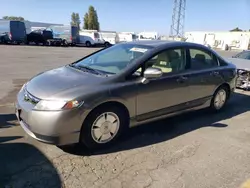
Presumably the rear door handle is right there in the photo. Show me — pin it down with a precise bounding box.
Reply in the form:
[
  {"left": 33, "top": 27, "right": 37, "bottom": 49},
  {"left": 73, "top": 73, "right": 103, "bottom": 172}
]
[{"left": 176, "top": 76, "right": 188, "bottom": 83}]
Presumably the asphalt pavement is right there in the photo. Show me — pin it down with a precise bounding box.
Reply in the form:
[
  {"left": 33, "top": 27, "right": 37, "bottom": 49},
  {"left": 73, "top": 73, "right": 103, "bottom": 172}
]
[{"left": 1, "top": 45, "right": 250, "bottom": 188}]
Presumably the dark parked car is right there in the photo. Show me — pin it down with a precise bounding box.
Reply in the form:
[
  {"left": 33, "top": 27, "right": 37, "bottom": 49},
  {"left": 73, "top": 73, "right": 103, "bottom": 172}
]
[
  {"left": 26, "top": 29, "right": 53, "bottom": 45},
  {"left": 16, "top": 40, "right": 237, "bottom": 150},
  {"left": 0, "top": 20, "right": 26, "bottom": 44}
]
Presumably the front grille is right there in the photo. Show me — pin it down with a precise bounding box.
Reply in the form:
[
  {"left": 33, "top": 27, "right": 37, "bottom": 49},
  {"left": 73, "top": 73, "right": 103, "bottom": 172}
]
[{"left": 23, "top": 89, "right": 40, "bottom": 104}]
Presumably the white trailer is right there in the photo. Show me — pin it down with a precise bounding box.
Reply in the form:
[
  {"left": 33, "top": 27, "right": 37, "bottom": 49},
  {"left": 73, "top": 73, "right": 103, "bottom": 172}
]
[
  {"left": 185, "top": 31, "right": 250, "bottom": 51},
  {"left": 137, "top": 32, "right": 159, "bottom": 40},
  {"left": 99, "top": 31, "right": 119, "bottom": 45},
  {"left": 185, "top": 31, "right": 206, "bottom": 45},
  {"left": 117, "top": 32, "right": 137, "bottom": 43}
]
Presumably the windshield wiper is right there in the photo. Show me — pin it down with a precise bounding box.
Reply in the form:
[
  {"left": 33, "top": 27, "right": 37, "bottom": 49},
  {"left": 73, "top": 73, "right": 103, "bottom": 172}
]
[{"left": 69, "top": 64, "right": 105, "bottom": 75}]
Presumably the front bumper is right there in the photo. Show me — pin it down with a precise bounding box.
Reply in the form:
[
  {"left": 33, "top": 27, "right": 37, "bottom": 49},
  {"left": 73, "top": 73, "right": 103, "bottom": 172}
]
[
  {"left": 236, "top": 69, "right": 250, "bottom": 90},
  {"left": 15, "top": 89, "right": 85, "bottom": 146}
]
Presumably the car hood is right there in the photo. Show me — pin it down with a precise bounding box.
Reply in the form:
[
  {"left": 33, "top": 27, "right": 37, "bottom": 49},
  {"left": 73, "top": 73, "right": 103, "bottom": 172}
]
[
  {"left": 227, "top": 58, "right": 250, "bottom": 70},
  {"left": 26, "top": 66, "right": 107, "bottom": 99}
]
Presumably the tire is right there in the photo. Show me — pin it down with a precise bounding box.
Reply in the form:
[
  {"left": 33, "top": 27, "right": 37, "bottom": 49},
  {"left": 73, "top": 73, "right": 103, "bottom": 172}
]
[
  {"left": 209, "top": 85, "right": 229, "bottom": 112},
  {"left": 2, "top": 38, "right": 7, "bottom": 44},
  {"left": 62, "top": 40, "right": 68, "bottom": 47},
  {"left": 46, "top": 40, "right": 51, "bottom": 46},
  {"left": 104, "top": 42, "right": 110, "bottom": 48},
  {"left": 85, "top": 41, "right": 91, "bottom": 47},
  {"left": 80, "top": 105, "right": 128, "bottom": 150},
  {"left": 225, "top": 44, "right": 229, "bottom": 51}
]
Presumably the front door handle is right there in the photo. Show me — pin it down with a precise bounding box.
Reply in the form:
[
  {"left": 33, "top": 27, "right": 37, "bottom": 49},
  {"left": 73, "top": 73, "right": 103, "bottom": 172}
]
[
  {"left": 176, "top": 76, "right": 188, "bottom": 83},
  {"left": 210, "top": 71, "right": 219, "bottom": 76}
]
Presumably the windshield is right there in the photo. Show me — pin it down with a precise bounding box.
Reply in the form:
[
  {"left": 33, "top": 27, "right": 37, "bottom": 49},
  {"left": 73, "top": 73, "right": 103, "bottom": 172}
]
[
  {"left": 235, "top": 51, "right": 250, "bottom": 60},
  {"left": 73, "top": 43, "right": 153, "bottom": 75},
  {"left": 94, "top": 32, "right": 100, "bottom": 38}
]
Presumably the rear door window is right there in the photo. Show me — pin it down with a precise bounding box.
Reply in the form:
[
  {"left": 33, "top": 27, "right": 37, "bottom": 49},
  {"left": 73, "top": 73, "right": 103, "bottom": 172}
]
[{"left": 189, "top": 48, "right": 218, "bottom": 70}]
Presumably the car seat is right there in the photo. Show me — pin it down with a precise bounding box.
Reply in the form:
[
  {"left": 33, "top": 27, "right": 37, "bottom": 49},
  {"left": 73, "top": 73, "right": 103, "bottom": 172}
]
[
  {"left": 168, "top": 51, "right": 183, "bottom": 72},
  {"left": 192, "top": 54, "right": 207, "bottom": 69},
  {"left": 152, "top": 52, "right": 172, "bottom": 73}
]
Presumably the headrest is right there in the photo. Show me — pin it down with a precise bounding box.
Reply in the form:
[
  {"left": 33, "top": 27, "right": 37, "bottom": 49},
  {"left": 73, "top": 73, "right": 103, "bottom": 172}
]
[
  {"left": 194, "top": 54, "right": 206, "bottom": 61},
  {"left": 169, "top": 51, "right": 180, "bottom": 59}
]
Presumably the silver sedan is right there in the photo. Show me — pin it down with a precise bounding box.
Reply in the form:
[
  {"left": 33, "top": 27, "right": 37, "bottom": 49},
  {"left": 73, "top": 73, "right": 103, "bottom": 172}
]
[{"left": 16, "top": 40, "right": 237, "bottom": 150}]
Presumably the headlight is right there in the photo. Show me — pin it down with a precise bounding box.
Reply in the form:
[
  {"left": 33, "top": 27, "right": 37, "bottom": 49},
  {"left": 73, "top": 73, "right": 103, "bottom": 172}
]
[
  {"left": 34, "top": 100, "right": 83, "bottom": 111},
  {"left": 20, "top": 83, "right": 27, "bottom": 92}
]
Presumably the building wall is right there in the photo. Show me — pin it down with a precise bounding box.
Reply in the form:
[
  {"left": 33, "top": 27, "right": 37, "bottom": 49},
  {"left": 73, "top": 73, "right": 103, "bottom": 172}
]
[{"left": 185, "top": 31, "right": 250, "bottom": 50}]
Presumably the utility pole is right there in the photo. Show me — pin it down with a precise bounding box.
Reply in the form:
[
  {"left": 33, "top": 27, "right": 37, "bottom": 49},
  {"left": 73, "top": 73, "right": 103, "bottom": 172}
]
[{"left": 170, "top": 0, "right": 186, "bottom": 40}]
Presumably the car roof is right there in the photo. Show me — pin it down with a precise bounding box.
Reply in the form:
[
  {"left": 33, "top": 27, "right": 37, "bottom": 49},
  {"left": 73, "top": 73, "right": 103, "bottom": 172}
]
[{"left": 125, "top": 40, "right": 206, "bottom": 48}]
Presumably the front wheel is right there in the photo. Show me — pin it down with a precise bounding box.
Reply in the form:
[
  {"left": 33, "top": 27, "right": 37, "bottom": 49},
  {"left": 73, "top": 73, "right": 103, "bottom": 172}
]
[
  {"left": 104, "top": 42, "right": 110, "bottom": 48},
  {"left": 62, "top": 40, "right": 68, "bottom": 47},
  {"left": 80, "top": 106, "right": 128, "bottom": 150},
  {"left": 210, "top": 86, "right": 229, "bottom": 112}
]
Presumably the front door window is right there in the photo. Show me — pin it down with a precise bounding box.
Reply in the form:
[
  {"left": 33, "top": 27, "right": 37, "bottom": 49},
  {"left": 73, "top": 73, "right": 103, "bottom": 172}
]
[{"left": 135, "top": 48, "right": 190, "bottom": 119}]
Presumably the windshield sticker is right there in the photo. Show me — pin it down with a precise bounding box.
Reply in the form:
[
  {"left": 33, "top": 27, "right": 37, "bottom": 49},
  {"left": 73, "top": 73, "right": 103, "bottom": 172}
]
[{"left": 130, "top": 47, "right": 148, "bottom": 53}]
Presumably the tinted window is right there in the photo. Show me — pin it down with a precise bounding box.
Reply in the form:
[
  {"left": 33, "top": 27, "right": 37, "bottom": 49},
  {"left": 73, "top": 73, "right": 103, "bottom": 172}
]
[
  {"left": 189, "top": 49, "right": 218, "bottom": 70},
  {"left": 136, "top": 48, "right": 186, "bottom": 74},
  {"left": 132, "top": 34, "right": 137, "bottom": 39}
]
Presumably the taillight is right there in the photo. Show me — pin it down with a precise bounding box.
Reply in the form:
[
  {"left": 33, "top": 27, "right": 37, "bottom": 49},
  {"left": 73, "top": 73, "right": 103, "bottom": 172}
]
[
  {"left": 9, "top": 33, "right": 12, "bottom": 40},
  {"left": 70, "top": 36, "right": 72, "bottom": 40}
]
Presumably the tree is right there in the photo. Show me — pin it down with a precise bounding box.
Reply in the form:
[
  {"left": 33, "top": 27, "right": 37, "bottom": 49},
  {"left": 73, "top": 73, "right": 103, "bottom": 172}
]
[
  {"left": 75, "top": 13, "right": 81, "bottom": 29},
  {"left": 230, "top": 27, "right": 243, "bottom": 32},
  {"left": 2, "top": 16, "right": 25, "bottom": 21},
  {"left": 83, "top": 13, "right": 89, "bottom": 29},
  {"left": 71, "top": 12, "right": 81, "bottom": 29},
  {"left": 71, "top": 12, "right": 76, "bottom": 26},
  {"left": 83, "top": 6, "right": 100, "bottom": 30}
]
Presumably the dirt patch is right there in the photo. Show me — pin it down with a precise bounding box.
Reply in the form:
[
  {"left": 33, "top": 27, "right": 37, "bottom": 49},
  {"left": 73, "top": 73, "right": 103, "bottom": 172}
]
[{"left": 0, "top": 79, "right": 28, "bottom": 106}]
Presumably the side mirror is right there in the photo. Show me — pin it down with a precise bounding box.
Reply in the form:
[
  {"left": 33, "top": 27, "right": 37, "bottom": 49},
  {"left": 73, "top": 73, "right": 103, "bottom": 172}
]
[{"left": 144, "top": 67, "right": 163, "bottom": 79}]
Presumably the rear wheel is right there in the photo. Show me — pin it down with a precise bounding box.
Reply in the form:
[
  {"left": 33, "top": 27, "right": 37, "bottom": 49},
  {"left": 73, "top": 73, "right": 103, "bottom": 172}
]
[
  {"left": 210, "top": 86, "right": 229, "bottom": 111},
  {"left": 85, "top": 41, "right": 91, "bottom": 47},
  {"left": 80, "top": 105, "right": 128, "bottom": 150}
]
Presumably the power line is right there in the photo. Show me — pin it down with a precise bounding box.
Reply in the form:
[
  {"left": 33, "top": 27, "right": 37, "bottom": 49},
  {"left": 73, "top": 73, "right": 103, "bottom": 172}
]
[{"left": 170, "top": 0, "right": 186, "bottom": 40}]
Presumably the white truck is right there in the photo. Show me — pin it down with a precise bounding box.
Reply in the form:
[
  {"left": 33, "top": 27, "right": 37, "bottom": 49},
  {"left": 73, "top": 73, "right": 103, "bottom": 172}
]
[{"left": 79, "top": 30, "right": 105, "bottom": 47}]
